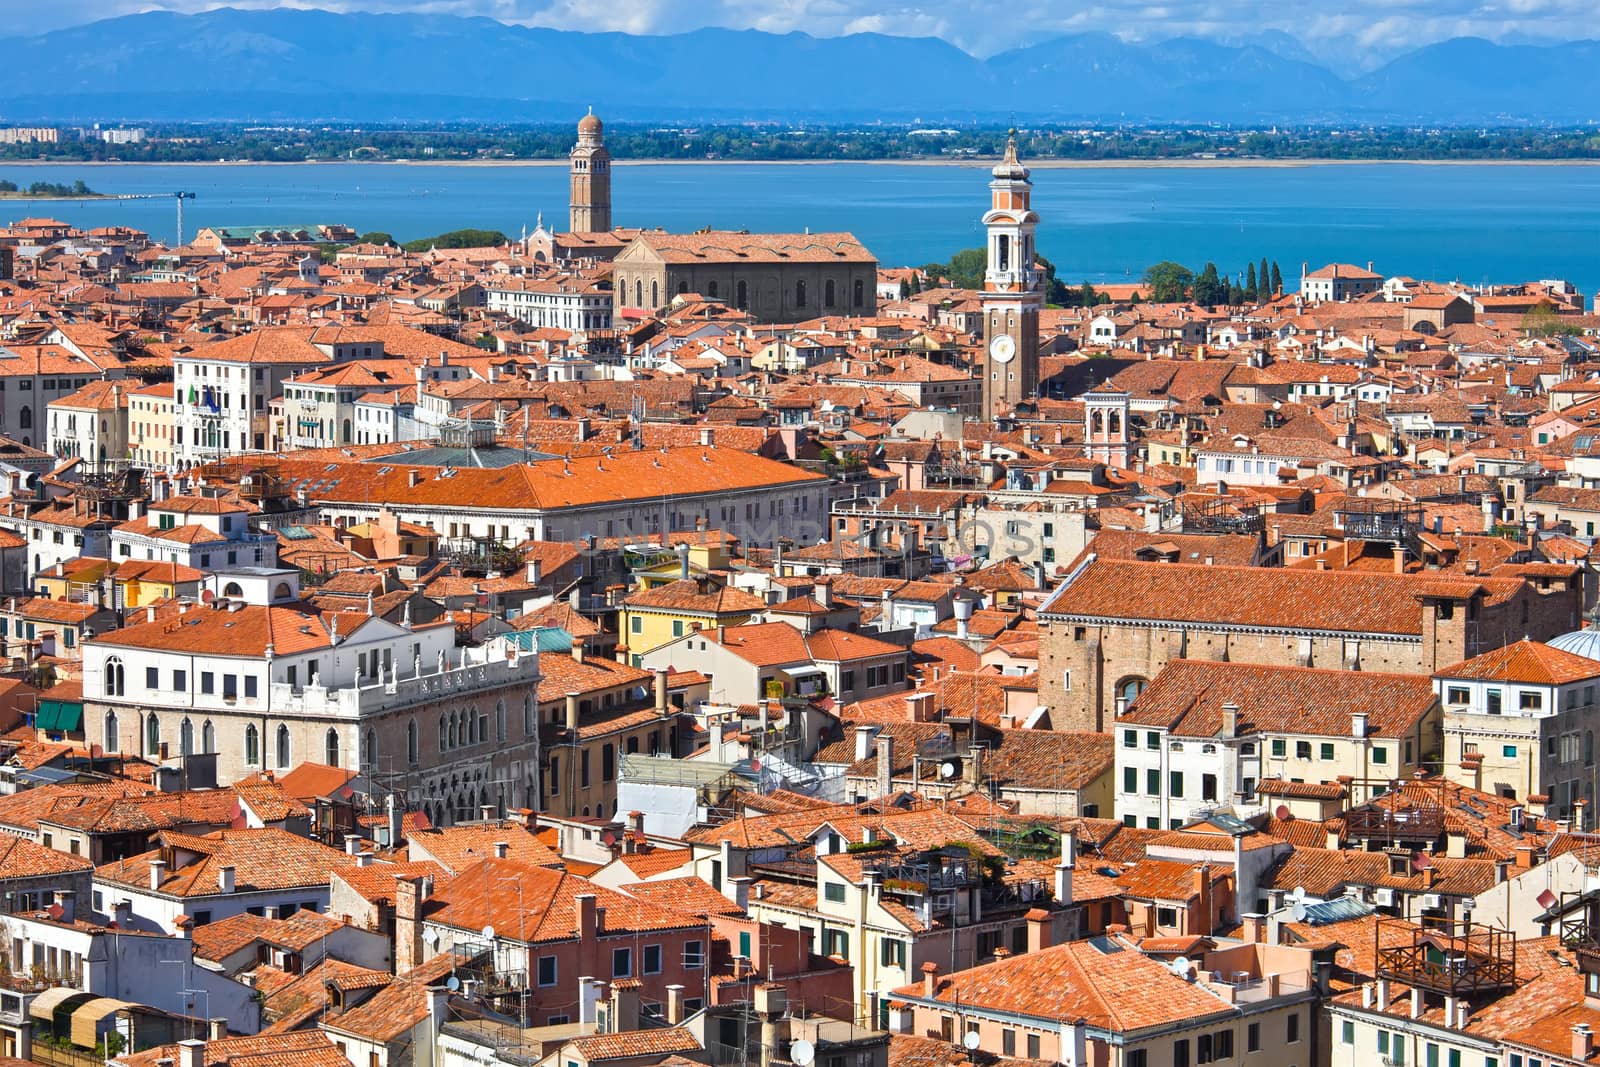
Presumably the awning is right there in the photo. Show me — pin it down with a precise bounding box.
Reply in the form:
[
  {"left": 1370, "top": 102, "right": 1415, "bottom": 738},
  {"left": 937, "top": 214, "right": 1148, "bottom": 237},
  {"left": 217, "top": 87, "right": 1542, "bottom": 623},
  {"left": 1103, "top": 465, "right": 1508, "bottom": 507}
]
[
  {"left": 70, "top": 998, "right": 132, "bottom": 1049},
  {"left": 28, "top": 987, "right": 92, "bottom": 1023},
  {"left": 35, "top": 700, "right": 83, "bottom": 733}
]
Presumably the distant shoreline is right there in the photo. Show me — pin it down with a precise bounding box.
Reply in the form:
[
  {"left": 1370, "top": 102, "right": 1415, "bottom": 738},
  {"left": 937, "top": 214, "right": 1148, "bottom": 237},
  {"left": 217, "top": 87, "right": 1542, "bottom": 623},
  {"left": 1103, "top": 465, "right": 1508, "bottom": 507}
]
[{"left": 4, "top": 157, "right": 1600, "bottom": 169}]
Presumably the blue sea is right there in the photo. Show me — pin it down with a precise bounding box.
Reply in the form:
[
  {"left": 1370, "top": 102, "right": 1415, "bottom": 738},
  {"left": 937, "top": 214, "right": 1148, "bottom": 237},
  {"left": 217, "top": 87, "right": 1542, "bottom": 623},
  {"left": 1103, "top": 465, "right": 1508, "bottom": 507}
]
[{"left": 4, "top": 161, "right": 1599, "bottom": 294}]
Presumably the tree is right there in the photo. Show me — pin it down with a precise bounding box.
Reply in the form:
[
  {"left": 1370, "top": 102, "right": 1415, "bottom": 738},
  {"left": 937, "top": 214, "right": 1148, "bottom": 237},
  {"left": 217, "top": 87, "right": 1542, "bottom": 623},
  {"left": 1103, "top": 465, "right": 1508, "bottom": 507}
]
[
  {"left": 1522, "top": 299, "right": 1581, "bottom": 337},
  {"left": 1245, "top": 262, "right": 1258, "bottom": 302},
  {"left": 358, "top": 231, "right": 396, "bottom": 247},
  {"left": 1228, "top": 281, "right": 1244, "bottom": 305},
  {"left": 1260, "top": 257, "right": 1272, "bottom": 296},
  {"left": 944, "top": 248, "right": 987, "bottom": 290},
  {"left": 898, "top": 278, "right": 911, "bottom": 300},
  {"left": 1143, "top": 261, "right": 1194, "bottom": 304},
  {"left": 400, "top": 228, "right": 508, "bottom": 253},
  {"left": 1270, "top": 261, "right": 1284, "bottom": 296},
  {"left": 1078, "top": 282, "right": 1099, "bottom": 308},
  {"left": 1191, "top": 262, "right": 1224, "bottom": 306}
]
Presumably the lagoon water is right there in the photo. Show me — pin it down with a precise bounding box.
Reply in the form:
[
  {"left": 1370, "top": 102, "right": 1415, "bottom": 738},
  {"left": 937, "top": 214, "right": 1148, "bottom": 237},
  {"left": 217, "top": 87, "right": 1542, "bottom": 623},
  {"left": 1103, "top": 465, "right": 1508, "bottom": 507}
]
[{"left": 5, "top": 161, "right": 1599, "bottom": 293}]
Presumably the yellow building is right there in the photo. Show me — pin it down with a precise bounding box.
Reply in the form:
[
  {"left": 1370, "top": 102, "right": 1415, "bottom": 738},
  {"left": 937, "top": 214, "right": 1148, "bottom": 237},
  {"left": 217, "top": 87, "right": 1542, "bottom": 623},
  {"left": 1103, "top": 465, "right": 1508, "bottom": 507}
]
[
  {"left": 627, "top": 532, "right": 742, "bottom": 589},
  {"left": 620, "top": 576, "right": 764, "bottom": 665},
  {"left": 127, "top": 382, "right": 176, "bottom": 469},
  {"left": 111, "top": 559, "right": 205, "bottom": 607}
]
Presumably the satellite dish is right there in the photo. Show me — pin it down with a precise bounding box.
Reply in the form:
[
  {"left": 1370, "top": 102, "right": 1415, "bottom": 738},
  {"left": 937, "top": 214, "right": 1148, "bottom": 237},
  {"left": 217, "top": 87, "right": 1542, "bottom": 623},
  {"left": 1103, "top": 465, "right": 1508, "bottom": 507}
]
[
  {"left": 939, "top": 761, "right": 958, "bottom": 780},
  {"left": 201, "top": 588, "right": 215, "bottom": 603},
  {"left": 1274, "top": 805, "right": 1291, "bottom": 821},
  {"left": 790, "top": 1039, "right": 816, "bottom": 1067},
  {"left": 1292, "top": 886, "right": 1307, "bottom": 902},
  {"left": 963, "top": 1032, "right": 982, "bottom": 1052},
  {"left": 445, "top": 976, "right": 460, "bottom": 991},
  {"left": 1172, "top": 957, "right": 1195, "bottom": 979},
  {"left": 423, "top": 929, "right": 440, "bottom": 948},
  {"left": 1291, "top": 901, "right": 1308, "bottom": 922},
  {"left": 1537, "top": 888, "right": 1560, "bottom": 911},
  {"left": 481, "top": 925, "right": 496, "bottom": 941}
]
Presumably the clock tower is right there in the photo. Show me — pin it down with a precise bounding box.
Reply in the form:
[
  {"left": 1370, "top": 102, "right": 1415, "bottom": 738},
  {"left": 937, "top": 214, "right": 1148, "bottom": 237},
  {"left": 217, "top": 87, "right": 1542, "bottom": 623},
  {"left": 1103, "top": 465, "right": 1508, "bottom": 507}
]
[{"left": 980, "top": 130, "right": 1042, "bottom": 421}]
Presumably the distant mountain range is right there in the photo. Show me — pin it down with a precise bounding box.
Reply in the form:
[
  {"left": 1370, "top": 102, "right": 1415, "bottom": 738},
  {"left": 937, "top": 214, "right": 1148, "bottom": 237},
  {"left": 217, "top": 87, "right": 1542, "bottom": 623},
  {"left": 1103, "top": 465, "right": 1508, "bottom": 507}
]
[{"left": 0, "top": 8, "right": 1597, "bottom": 124}]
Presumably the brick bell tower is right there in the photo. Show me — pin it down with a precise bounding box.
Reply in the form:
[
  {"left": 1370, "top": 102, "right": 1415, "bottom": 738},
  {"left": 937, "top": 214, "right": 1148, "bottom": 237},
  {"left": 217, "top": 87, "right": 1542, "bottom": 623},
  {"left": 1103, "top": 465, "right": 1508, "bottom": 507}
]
[
  {"left": 980, "top": 129, "right": 1042, "bottom": 422},
  {"left": 568, "top": 108, "right": 612, "bottom": 233}
]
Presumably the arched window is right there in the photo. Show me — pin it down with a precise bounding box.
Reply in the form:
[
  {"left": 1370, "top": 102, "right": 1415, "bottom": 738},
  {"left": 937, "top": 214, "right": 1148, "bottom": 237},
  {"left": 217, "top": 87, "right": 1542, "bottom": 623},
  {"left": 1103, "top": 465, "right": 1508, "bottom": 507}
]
[
  {"left": 363, "top": 729, "right": 376, "bottom": 769},
  {"left": 677, "top": 279, "right": 688, "bottom": 295},
  {"left": 1116, "top": 677, "right": 1148, "bottom": 706},
  {"left": 1109, "top": 410, "right": 1122, "bottom": 435},
  {"left": 223, "top": 581, "right": 243, "bottom": 597},
  {"left": 407, "top": 720, "right": 419, "bottom": 765},
  {"left": 650, "top": 281, "right": 658, "bottom": 307},
  {"left": 273, "top": 582, "right": 292, "bottom": 600},
  {"left": 736, "top": 281, "right": 747, "bottom": 309},
  {"left": 997, "top": 234, "right": 1010, "bottom": 272},
  {"left": 202, "top": 720, "right": 215, "bottom": 754},
  {"left": 105, "top": 656, "right": 125, "bottom": 696},
  {"left": 276, "top": 724, "right": 291, "bottom": 768},
  {"left": 145, "top": 714, "right": 160, "bottom": 756},
  {"left": 245, "top": 724, "right": 260, "bottom": 765},
  {"left": 602, "top": 742, "right": 615, "bottom": 782},
  {"left": 1091, "top": 410, "right": 1104, "bottom": 435},
  {"left": 325, "top": 728, "right": 340, "bottom": 767},
  {"left": 796, "top": 280, "right": 807, "bottom": 308},
  {"left": 708, "top": 281, "right": 718, "bottom": 299},
  {"left": 179, "top": 718, "right": 194, "bottom": 757},
  {"left": 496, "top": 699, "right": 506, "bottom": 742},
  {"left": 439, "top": 714, "right": 449, "bottom": 751},
  {"left": 524, "top": 697, "right": 534, "bottom": 737},
  {"left": 853, "top": 279, "right": 864, "bottom": 307},
  {"left": 18, "top": 407, "right": 30, "bottom": 431},
  {"left": 104, "top": 710, "right": 119, "bottom": 754},
  {"left": 635, "top": 279, "right": 642, "bottom": 306},
  {"left": 824, "top": 279, "right": 835, "bottom": 307}
]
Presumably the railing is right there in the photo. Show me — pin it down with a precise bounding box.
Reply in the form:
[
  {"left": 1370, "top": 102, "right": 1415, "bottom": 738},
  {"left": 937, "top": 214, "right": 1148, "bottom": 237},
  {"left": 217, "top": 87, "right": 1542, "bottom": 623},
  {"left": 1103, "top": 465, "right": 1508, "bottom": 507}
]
[
  {"left": 268, "top": 644, "right": 540, "bottom": 718},
  {"left": 1375, "top": 919, "right": 1517, "bottom": 996},
  {"left": 1345, "top": 806, "right": 1444, "bottom": 841}
]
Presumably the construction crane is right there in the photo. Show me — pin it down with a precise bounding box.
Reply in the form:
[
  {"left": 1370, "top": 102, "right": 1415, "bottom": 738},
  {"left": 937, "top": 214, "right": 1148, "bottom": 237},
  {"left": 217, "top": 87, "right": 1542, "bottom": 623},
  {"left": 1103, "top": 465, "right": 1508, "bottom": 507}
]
[{"left": 5, "top": 190, "right": 196, "bottom": 245}]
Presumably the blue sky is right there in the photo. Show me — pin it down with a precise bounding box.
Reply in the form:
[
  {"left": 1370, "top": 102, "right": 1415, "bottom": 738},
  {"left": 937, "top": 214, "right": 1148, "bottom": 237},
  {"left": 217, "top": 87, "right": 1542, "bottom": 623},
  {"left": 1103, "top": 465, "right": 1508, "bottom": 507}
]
[{"left": 14, "top": 0, "right": 1595, "bottom": 61}]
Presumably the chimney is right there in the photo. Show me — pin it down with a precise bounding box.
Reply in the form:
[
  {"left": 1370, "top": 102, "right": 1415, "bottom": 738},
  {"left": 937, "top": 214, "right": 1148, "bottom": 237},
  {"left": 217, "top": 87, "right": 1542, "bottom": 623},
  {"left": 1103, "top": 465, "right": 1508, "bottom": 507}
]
[
  {"left": 387, "top": 792, "right": 402, "bottom": 849},
  {"left": 1055, "top": 829, "right": 1075, "bottom": 904},
  {"left": 953, "top": 597, "right": 973, "bottom": 640},
  {"left": 527, "top": 558, "right": 543, "bottom": 585},
  {"left": 921, "top": 961, "right": 939, "bottom": 997},
  {"left": 1352, "top": 712, "right": 1368, "bottom": 739},
  {"left": 577, "top": 893, "right": 598, "bottom": 941},
  {"left": 814, "top": 579, "right": 832, "bottom": 609},
  {"left": 1575, "top": 1025, "right": 1594, "bottom": 1062},
  {"left": 565, "top": 692, "right": 580, "bottom": 732},
  {"left": 965, "top": 742, "right": 986, "bottom": 788},
  {"left": 677, "top": 543, "right": 690, "bottom": 580},
  {"left": 610, "top": 980, "right": 640, "bottom": 1033},
  {"left": 149, "top": 858, "right": 167, "bottom": 891},
  {"left": 877, "top": 734, "right": 895, "bottom": 799},
  {"left": 217, "top": 865, "right": 235, "bottom": 894},
  {"left": 408, "top": 469, "right": 421, "bottom": 488},
  {"left": 665, "top": 984, "right": 685, "bottom": 1024},
  {"left": 729, "top": 877, "right": 753, "bottom": 912},
  {"left": 395, "top": 876, "right": 424, "bottom": 974},
  {"left": 1026, "top": 907, "right": 1051, "bottom": 953},
  {"left": 699, "top": 427, "right": 714, "bottom": 447},
  {"left": 1221, "top": 702, "right": 1239, "bottom": 738},
  {"left": 854, "top": 724, "right": 880, "bottom": 762},
  {"left": 576, "top": 416, "right": 592, "bottom": 442},
  {"left": 208, "top": 1019, "right": 227, "bottom": 1042},
  {"left": 654, "top": 667, "right": 670, "bottom": 715},
  {"left": 177, "top": 1040, "right": 204, "bottom": 1067},
  {"left": 492, "top": 841, "right": 509, "bottom": 859}
]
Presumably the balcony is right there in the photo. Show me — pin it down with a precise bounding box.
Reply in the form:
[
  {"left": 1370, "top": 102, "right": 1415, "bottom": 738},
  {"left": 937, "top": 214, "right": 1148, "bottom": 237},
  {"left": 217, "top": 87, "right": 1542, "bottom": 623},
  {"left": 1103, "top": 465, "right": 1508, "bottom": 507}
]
[
  {"left": 1375, "top": 918, "right": 1517, "bottom": 997},
  {"left": 1344, "top": 804, "right": 1444, "bottom": 843}
]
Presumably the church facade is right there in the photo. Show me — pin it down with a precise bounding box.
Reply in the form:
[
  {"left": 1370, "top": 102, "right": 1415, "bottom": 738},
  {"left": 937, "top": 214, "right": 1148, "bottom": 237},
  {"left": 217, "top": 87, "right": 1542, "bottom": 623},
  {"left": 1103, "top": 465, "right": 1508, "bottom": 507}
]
[{"left": 610, "top": 230, "right": 878, "bottom": 324}]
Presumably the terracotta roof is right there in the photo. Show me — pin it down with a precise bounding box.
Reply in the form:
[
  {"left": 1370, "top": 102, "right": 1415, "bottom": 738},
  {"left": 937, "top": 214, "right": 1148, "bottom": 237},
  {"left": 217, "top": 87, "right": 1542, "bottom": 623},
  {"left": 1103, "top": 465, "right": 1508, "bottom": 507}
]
[{"left": 1435, "top": 638, "right": 1600, "bottom": 685}]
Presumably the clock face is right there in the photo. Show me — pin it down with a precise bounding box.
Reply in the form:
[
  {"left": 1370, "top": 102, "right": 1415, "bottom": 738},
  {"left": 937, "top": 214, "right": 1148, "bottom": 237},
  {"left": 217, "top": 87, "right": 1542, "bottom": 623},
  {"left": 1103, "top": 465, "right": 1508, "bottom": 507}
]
[{"left": 990, "top": 334, "right": 1016, "bottom": 364}]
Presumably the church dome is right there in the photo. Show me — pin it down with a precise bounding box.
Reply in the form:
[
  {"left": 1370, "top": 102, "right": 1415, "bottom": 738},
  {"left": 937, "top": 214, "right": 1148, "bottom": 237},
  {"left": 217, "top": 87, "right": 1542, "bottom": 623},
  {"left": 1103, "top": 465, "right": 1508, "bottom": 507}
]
[
  {"left": 991, "top": 128, "right": 1030, "bottom": 181},
  {"left": 578, "top": 110, "right": 603, "bottom": 137},
  {"left": 1548, "top": 627, "right": 1600, "bottom": 662}
]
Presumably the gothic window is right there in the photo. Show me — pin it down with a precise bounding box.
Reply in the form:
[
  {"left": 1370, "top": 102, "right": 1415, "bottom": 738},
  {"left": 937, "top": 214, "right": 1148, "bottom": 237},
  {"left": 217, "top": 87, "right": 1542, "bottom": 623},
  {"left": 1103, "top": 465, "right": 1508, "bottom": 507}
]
[
  {"left": 325, "top": 728, "right": 340, "bottom": 767},
  {"left": 998, "top": 235, "right": 1010, "bottom": 272},
  {"left": 363, "top": 729, "right": 376, "bottom": 768},
  {"left": 245, "top": 724, "right": 260, "bottom": 765},
  {"left": 179, "top": 718, "right": 194, "bottom": 756},
  {"left": 276, "top": 723, "right": 291, "bottom": 768},
  {"left": 635, "top": 279, "right": 642, "bottom": 306},
  {"left": 1117, "top": 677, "right": 1148, "bottom": 706},
  {"left": 105, "top": 656, "right": 125, "bottom": 696},
  {"left": 736, "top": 281, "right": 748, "bottom": 309},
  {"left": 796, "top": 280, "right": 807, "bottom": 308},
  {"left": 202, "top": 720, "right": 215, "bottom": 754},
  {"left": 104, "top": 711, "right": 119, "bottom": 754},
  {"left": 145, "top": 713, "right": 160, "bottom": 756},
  {"left": 651, "top": 281, "right": 658, "bottom": 307},
  {"left": 854, "top": 280, "right": 863, "bottom": 307},
  {"left": 18, "top": 407, "right": 30, "bottom": 431},
  {"left": 407, "top": 720, "right": 419, "bottom": 765},
  {"left": 439, "top": 714, "right": 448, "bottom": 751},
  {"left": 824, "top": 280, "right": 835, "bottom": 307}
]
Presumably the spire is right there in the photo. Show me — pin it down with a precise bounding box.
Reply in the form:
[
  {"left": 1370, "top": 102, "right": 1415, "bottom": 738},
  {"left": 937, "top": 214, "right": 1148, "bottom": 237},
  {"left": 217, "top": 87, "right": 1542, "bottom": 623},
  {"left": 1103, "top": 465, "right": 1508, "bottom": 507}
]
[{"left": 991, "top": 127, "right": 1030, "bottom": 182}]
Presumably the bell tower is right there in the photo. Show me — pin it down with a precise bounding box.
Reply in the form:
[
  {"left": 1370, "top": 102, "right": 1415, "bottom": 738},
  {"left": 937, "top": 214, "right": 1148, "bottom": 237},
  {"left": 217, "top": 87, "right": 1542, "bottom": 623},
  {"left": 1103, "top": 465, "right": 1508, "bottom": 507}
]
[
  {"left": 980, "top": 130, "right": 1042, "bottom": 422},
  {"left": 569, "top": 109, "right": 612, "bottom": 233}
]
